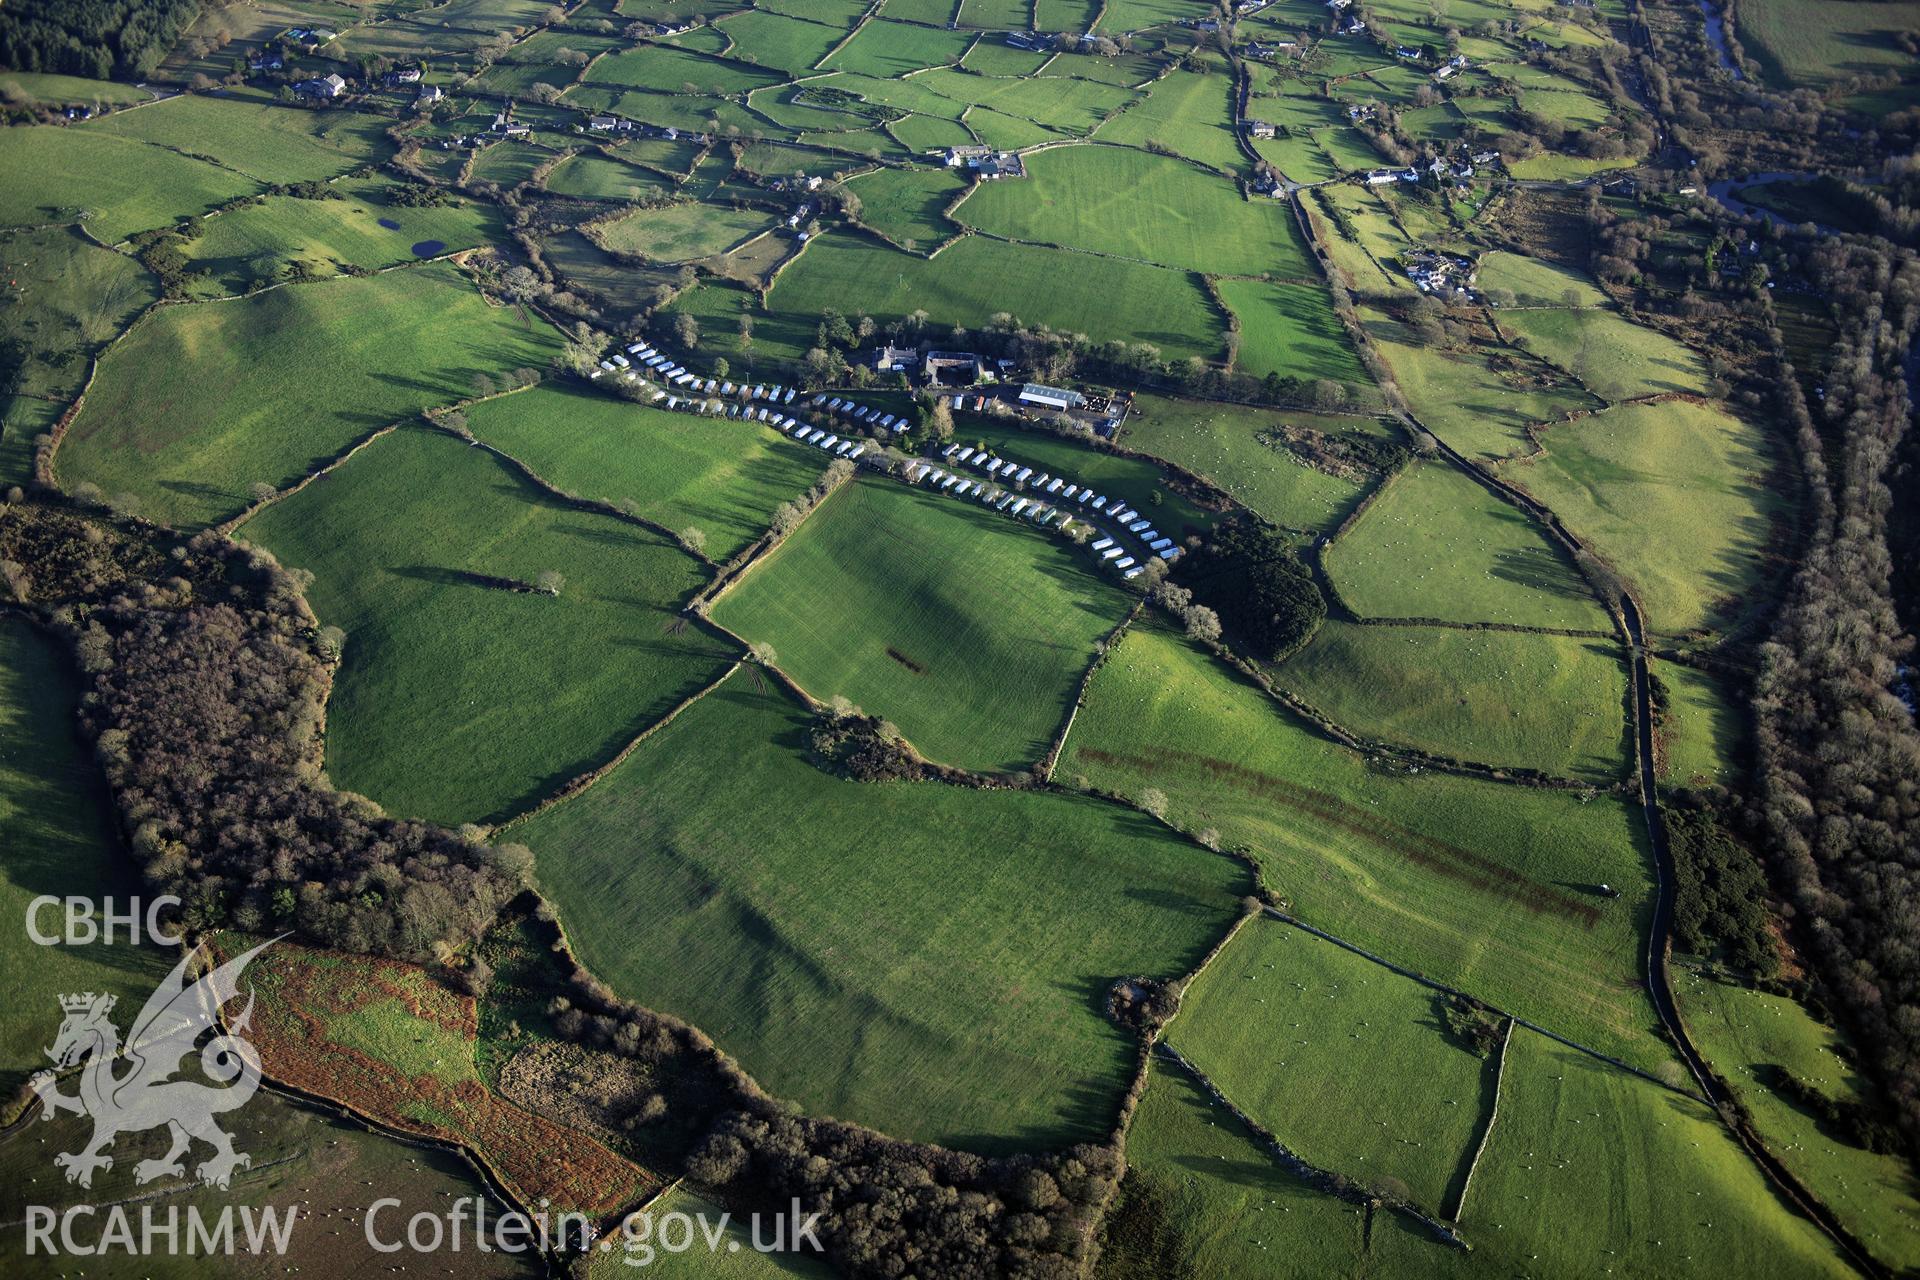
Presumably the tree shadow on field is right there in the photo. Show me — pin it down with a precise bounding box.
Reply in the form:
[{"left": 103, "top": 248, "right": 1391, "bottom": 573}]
[
  {"left": 1490, "top": 545, "right": 1591, "bottom": 602},
  {"left": 157, "top": 477, "right": 235, "bottom": 504}
]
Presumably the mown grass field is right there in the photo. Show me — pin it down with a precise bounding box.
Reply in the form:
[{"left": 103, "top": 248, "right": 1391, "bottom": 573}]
[
  {"left": 462, "top": 383, "right": 825, "bottom": 561},
  {"left": 955, "top": 145, "right": 1314, "bottom": 278},
  {"left": 1497, "top": 305, "right": 1711, "bottom": 403},
  {"left": 179, "top": 177, "right": 505, "bottom": 291},
  {"left": 1678, "top": 969, "right": 1920, "bottom": 1272},
  {"left": 1461, "top": 1029, "right": 1855, "bottom": 1278},
  {"left": 1497, "top": 399, "right": 1781, "bottom": 635},
  {"left": 1059, "top": 623, "right": 1667, "bottom": 1073},
  {"left": 61, "top": 262, "right": 565, "bottom": 528},
  {"left": 596, "top": 201, "right": 771, "bottom": 262},
  {"left": 1118, "top": 397, "right": 1374, "bottom": 533},
  {"left": 239, "top": 425, "right": 730, "bottom": 825},
  {"left": 714, "top": 478, "right": 1129, "bottom": 772},
  {"left": 518, "top": 670, "right": 1245, "bottom": 1150},
  {"left": 0, "top": 619, "right": 172, "bottom": 1100},
  {"left": 0, "top": 126, "right": 257, "bottom": 243},
  {"left": 1094, "top": 1063, "right": 1370, "bottom": 1279},
  {"left": 955, "top": 417, "right": 1216, "bottom": 536},
  {"left": 767, "top": 231, "right": 1225, "bottom": 362},
  {"left": 1215, "top": 277, "right": 1367, "bottom": 386},
  {"left": 843, "top": 165, "right": 967, "bottom": 249},
  {"left": 1169, "top": 918, "right": 1492, "bottom": 1211},
  {"left": 1324, "top": 459, "right": 1612, "bottom": 630},
  {"left": 1279, "top": 621, "right": 1629, "bottom": 782},
  {"left": 1654, "top": 657, "right": 1742, "bottom": 789}
]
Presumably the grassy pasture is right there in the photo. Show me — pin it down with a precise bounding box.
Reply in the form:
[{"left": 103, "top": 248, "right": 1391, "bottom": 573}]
[
  {"left": 956, "top": 145, "right": 1313, "bottom": 277},
  {"left": 595, "top": 202, "right": 771, "bottom": 262},
  {"left": 718, "top": 8, "right": 851, "bottom": 72},
  {"left": 518, "top": 669, "right": 1245, "bottom": 1150},
  {"left": 1093, "top": 69, "right": 1245, "bottom": 172},
  {"left": 961, "top": 38, "right": 1053, "bottom": 77},
  {"left": 1215, "top": 277, "right": 1367, "bottom": 385},
  {"left": 913, "top": 66, "right": 1134, "bottom": 133},
  {"left": 467, "top": 140, "right": 557, "bottom": 188},
  {"left": 178, "top": 177, "right": 505, "bottom": 290},
  {"left": 542, "top": 228, "right": 681, "bottom": 317},
  {"left": 61, "top": 262, "right": 564, "bottom": 528},
  {"left": 0, "top": 126, "right": 257, "bottom": 243},
  {"left": 1478, "top": 250, "right": 1608, "bottom": 307},
  {"left": 84, "top": 93, "right": 391, "bottom": 185},
  {"left": 587, "top": 43, "right": 785, "bottom": 94},
  {"left": 964, "top": 107, "right": 1068, "bottom": 149},
  {"left": 1679, "top": 970, "right": 1920, "bottom": 1271},
  {"left": 958, "top": 0, "right": 1036, "bottom": 29},
  {"left": 1735, "top": 0, "right": 1920, "bottom": 90},
  {"left": 1653, "top": 658, "right": 1741, "bottom": 789},
  {"left": 0, "top": 72, "right": 151, "bottom": 105},
  {"left": 768, "top": 231, "right": 1224, "bottom": 361},
  {"left": 1168, "top": 918, "right": 1491, "bottom": 1211},
  {"left": 1279, "top": 621, "right": 1630, "bottom": 782},
  {"left": 461, "top": 383, "right": 825, "bottom": 561},
  {"left": 955, "top": 417, "right": 1215, "bottom": 536},
  {"left": 239, "top": 424, "right": 729, "bottom": 825},
  {"left": 1118, "top": 396, "right": 1373, "bottom": 533},
  {"left": 844, "top": 165, "right": 968, "bottom": 249},
  {"left": 0, "top": 224, "right": 157, "bottom": 402},
  {"left": 1094, "top": 1063, "right": 1370, "bottom": 1279},
  {"left": 542, "top": 151, "right": 680, "bottom": 200},
  {"left": 1060, "top": 623, "right": 1666, "bottom": 1072},
  {"left": 0, "top": 397, "right": 61, "bottom": 489},
  {"left": 1496, "top": 400, "right": 1781, "bottom": 635},
  {"left": 1359, "top": 303, "right": 1603, "bottom": 460},
  {"left": 1497, "top": 305, "right": 1712, "bottom": 403},
  {"left": 1324, "top": 460, "right": 1611, "bottom": 630},
  {"left": 887, "top": 112, "right": 976, "bottom": 152},
  {"left": 823, "top": 19, "right": 973, "bottom": 77},
  {"left": 0, "top": 619, "right": 173, "bottom": 1099},
  {"left": 1462, "top": 1029, "right": 1855, "bottom": 1278},
  {"left": 714, "top": 477, "right": 1129, "bottom": 771}
]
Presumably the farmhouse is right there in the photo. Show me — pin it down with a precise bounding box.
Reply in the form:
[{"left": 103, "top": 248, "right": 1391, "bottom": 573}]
[
  {"left": 1245, "top": 120, "right": 1277, "bottom": 139},
  {"left": 874, "top": 343, "right": 920, "bottom": 372},
  {"left": 295, "top": 73, "right": 348, "bottom": 99},
  {"left": 416, "top": 84, "right": 444, "bottom": 106},
  {"left": 946, "top": 145, "right": 1025, "bottom": 179}
]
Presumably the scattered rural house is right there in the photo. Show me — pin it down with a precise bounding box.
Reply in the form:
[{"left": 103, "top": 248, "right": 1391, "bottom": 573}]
[
  {"left": 384, "top": 67, "right": 422, "bottom": 85},
  {"left": 1245, "top": 119, "right": 1277, "bottom": 139},
  {"left": 1395, "top": 46, "right": 1420, "bottom": 59},
  {"left": 295, "top": 72, "right": 348, "bottom": 99},
  {"left": 1246, "top": 41, "right": 1296, "bottom": 59},
  {"left": 1005, "top": 31, "right": 1049, "bottom": 52},
  {"left": 944, "top": 145, "right": 1024, "bottom": 179},
  {"left": 1339, "top": 16, "right": 1366, "bottom": 34},
  {"left": 1346, "top": 103, "right": 1375, "bottom": 122},
  {"left": 247, "top": 53, "right": 284, "bottom": 73},
  {"left": 1235, "top": 0, "right": 1271, "bottom": 13},
  {"left": 1364, "top": 167, "right": 1416, "bottom": 185},
  {"left": 414, "top": 84, "right": 444, "bottom": 107},
  {"left": 1326, "top": 0, "right": 1351, "bottom": 10},
  {"left": 654, "top": 20, "right": 693, "bottom": 35},
  {"left": 1404, "top": 250, "right": 1476, "bottom": 298},
  {"left": 1190, "top": 18, "right": 1221, "bottom": 33},
  {"left": 588, "top": 115, "right": 618, "bottom": 131},
  {"left": 1433, "top": 63, "right": 1459, "bottom": 81},
  {"left": 491, "top": 109, "right": 530, "bottom": 136},
  {"left": 873, "top": 344, "right": 920, "bottom": 373},
  {"left": 1471, "top": 149, "right": 1500, "bottom": 166}
]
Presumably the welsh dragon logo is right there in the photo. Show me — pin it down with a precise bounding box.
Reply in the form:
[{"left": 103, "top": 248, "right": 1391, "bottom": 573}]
[{"left": 28, "top": 939, "right": 275, "bottom": 1190}]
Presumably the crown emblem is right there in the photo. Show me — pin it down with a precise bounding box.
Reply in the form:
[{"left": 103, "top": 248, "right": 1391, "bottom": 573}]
[{"left": 59, "top": 992, "right": 114, "bottom": 1014}]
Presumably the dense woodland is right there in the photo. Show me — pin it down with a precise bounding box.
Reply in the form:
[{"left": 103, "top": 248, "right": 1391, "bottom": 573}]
[{"left": 0, "top": 0, "right": 199, "bottom": 78}]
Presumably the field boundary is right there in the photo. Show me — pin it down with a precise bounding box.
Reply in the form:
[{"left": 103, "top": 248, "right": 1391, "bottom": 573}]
[
  {"left": 1042, "top": 600, "right": 1141, "bottom": 781},
  {"left": 1446, "top": 1015, "right": 1512, "bottom": 1221}
]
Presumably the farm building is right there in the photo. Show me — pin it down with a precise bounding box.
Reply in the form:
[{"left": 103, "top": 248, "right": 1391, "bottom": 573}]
[
  {"left": 1245, "top": 120, "right": 1277, "bottom": 139},
  {"left": 874, "top": 344, "right": 920, "bottom": 373},
  {"left": 1018, "top": 384, "right": 1086, "bottom": 413}
]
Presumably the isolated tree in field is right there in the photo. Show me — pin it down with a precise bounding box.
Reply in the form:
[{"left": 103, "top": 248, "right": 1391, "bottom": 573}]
[
  {"left": 537, "top": 569, "right": 565, "bottom": 596},
  {"left": 677, "top": 526, "right": 707, "bottom": 556},
  {"left": 673, "top": 312, "right": 700, "bottom": 349},
  {"left": 1139, "top": 788, "right": 1169, "bottom": 819},
  {"left": 1184, "top": 605, "right": 1223, "bottom": 643}
]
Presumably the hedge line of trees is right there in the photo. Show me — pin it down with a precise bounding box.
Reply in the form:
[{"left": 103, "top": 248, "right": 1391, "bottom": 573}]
[
  {"left": 1752, "top": 235, "right": 1920, "bottom": 1151},
  {"left": 0, "top": 0, "right": 200, "bottom": 78}
]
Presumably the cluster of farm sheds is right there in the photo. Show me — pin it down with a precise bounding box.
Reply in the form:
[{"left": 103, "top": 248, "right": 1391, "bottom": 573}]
[{"left": 593, "top": 342, "right": 1177, "bottom": 580}]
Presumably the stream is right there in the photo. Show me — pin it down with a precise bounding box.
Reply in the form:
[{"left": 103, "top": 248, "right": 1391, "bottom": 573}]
[
  {"left": 1705, "top": 171, "right": 1847, "bottom": 235},
  {"left": 1697, "top": 0, "right": 1744, "bottom": 78}
]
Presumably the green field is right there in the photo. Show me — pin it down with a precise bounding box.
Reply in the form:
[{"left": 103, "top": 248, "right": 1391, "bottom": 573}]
[
  {"left": 1095, "top": 1063, "right": 1372, "bottom": 1279},
  {"left": 1679, "top": 969, "right": 1920, "bottom": 1272},
  {"left": 1215, "top": 277, "right": 1368, "bottom": 386},
  {"left": 60, "top": 263, "right": 565, "bottom": 528},
  {"left": 83, "top": 93, "right": 391, "bottom": 186},
  {"left": 1497, "top": 305, "right": 1712, "bottom": 403},
  {"left": 1324, "top": 460, "right": 1612, "bottom": 630},
  {"left": 767, "top": 231, "right": 1225, "bottom": 361},
  {"left": 595, "top": 202, "right": 772, "bottom": 262},
  {"left": 843, "top": 165, "right": 968, "bottom": 250},
  {"left": 822, "top": 19, "right": 973, "bottom": 77},
  {"left": 0, "top": 72, "right": 152, "bottom": 105},
  {"left": 1654, "top": 657, "right": 1743, "bottom": 789},
  {"left": 0, "top": 619, "right": 172, "bottom": 1099},
  {"left": 1092, "top": 68, "right": 1246, "bottom": 173},
  {"left": 0, "top": 224, "right": 157, "bottom": 402},
  {"left": 1169, "top": 918, "right": 1492, "bottom": 1211},
  {"left": 1478, "top": 250, "right": 1608, "bottom": 307},
  {"left": 1279, "top": 621, "right": 1629, "bottom": 782},
  {"left": 1060, "top": 623, "right": 1667, "bottom": 1072},
  {"left": 541, "top": 151, "right": 679, "bottom": 200},
  {"left": 517, "top": 669, "right": 1245, "bottom": 1150},
  {"left": 1735, "top": 0, "right": 1920, "bottom": 91},
  {"left": 179, "top": 177, "right": 505, "bottom": 291},
  {"left": 1118, "top": 397, "right": 1373, "bottom": 533},
  {"left": 713, "top": 478, "right": 1129, "bottom": 772},
  {"left": 719, "top": 8, "right": 851, "bottom": 73},
  {"left": 585, "top": 44, "right": 785, "bottom": 95},
  {"left": 1497, "top": 400, "right": 1780, "bottom": 635},
  {"left": 0, "top": 396, "right": 61, "bottom": 489},
  {"left": 955, "top": 145, "right": 1314, "bottom": 278},
  {"left": 1461, "top": 1029, "right": 1855, "bottom": 1278},
  {"left": 461, "top": 383, "right": 825, "bottom": 561},
  {"left": 238, "top": 425, "right": 731, "bottom": 825},
  {"left": 0, "top": 126, "right": 257, "bottom": 244}
]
